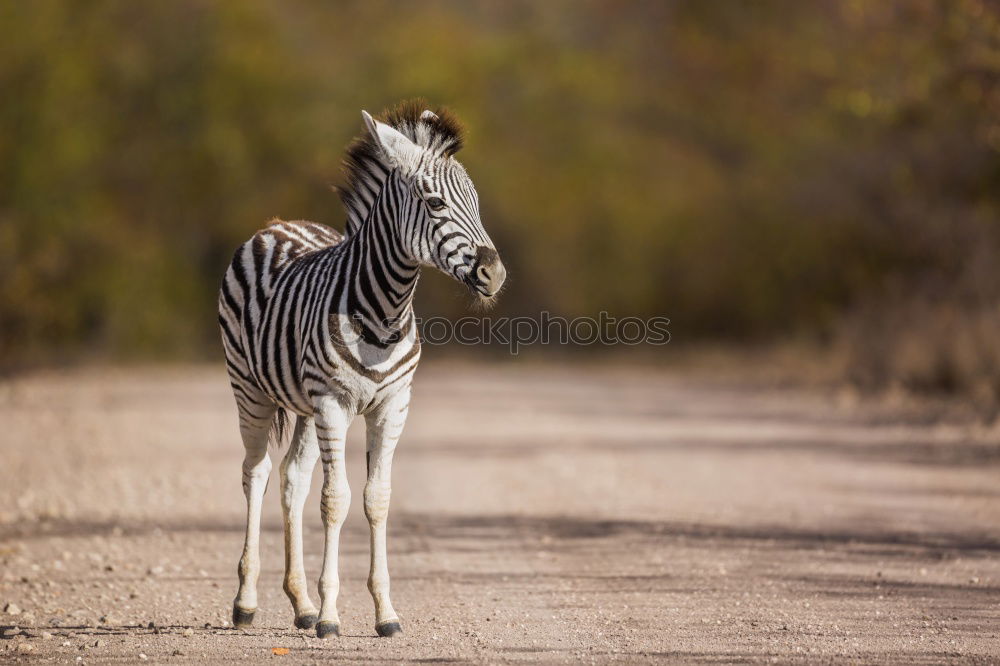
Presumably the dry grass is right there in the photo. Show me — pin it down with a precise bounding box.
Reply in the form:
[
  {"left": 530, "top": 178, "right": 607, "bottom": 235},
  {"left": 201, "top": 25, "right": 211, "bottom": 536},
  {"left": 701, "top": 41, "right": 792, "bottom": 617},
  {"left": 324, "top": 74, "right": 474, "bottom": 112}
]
[{"left": 838, "top": 300, "right": 1000, "bottom": 418}]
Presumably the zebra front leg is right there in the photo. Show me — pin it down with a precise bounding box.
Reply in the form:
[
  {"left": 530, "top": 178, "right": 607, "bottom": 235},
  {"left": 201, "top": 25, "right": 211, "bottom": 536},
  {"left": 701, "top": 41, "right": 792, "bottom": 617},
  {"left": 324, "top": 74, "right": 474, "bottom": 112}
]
[
  {"left": 314, "top": 398, "right": 352, "bottom": 638},
  {"left": 233, "top": 409, "right": 276, "bottom": 628},
  {"left": 280, "top": 416, "right": 320, "bottom": 629},
  {"left": 364, "top": 391, "right": 409, "bottom": 637}
]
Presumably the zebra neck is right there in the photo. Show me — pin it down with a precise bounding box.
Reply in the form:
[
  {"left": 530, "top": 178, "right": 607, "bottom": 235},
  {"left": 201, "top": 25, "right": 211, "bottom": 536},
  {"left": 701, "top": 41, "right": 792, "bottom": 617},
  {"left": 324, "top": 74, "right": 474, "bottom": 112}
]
[{"left": 342, "top": 188, "right": 420, "bottom": 348}]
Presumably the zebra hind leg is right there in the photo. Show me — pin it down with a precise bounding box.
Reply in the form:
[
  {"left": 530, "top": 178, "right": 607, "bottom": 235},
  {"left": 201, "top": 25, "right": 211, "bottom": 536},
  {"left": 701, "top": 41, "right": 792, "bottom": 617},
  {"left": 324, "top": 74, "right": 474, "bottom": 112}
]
[{"left": 232, "top": 400, "right": 277, "bottom": 629}]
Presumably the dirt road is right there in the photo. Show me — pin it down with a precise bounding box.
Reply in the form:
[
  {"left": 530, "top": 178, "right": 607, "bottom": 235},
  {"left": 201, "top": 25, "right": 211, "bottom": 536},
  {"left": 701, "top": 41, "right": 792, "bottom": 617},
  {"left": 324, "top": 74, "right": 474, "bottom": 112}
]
[{"left": 1, "top": 362, "right": 998, "bottom": 663}]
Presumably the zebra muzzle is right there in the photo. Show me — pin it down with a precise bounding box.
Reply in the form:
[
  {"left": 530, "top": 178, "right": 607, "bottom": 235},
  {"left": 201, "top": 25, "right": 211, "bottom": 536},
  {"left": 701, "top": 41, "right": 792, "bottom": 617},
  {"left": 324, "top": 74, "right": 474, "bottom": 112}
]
[{"left": 470, "top": 246, "right": 506, "bottom": 297}]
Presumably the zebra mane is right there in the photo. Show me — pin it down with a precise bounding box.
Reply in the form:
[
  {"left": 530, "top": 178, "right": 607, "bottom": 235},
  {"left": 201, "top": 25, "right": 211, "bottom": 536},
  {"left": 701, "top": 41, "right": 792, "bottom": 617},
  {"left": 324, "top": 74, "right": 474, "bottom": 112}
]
[{"left": 337, "top": 98, "right": 465, "bottom": 236}]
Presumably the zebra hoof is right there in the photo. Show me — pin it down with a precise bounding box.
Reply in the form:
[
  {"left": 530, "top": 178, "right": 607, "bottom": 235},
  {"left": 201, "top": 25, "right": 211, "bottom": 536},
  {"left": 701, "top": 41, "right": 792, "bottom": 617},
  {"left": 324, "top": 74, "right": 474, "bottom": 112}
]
[
  {"left": 376, "top": 620, "right": 403, "bottom": 637},
  {"left": 294, "top": 614, "right": 318, "bottom": 630},
  {"left": 232, "top": 605, "right": 256, "bottom": 629},
  {"left": 315, "top": 621, "right": 340, "bottom": 639}
]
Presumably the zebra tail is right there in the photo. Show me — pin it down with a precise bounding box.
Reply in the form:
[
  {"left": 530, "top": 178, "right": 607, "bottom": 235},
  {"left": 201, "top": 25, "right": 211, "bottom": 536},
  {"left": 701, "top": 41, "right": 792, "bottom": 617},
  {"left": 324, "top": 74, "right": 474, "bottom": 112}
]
[{"left": 268, "top": 407, "right": 296, "bottom": 450}]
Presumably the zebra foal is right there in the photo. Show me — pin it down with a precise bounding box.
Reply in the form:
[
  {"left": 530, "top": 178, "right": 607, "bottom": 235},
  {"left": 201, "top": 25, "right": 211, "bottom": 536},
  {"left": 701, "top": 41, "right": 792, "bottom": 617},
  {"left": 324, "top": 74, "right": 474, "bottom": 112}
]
[{"left": 217, "top": 100, "right": 505, "bottom": 638}]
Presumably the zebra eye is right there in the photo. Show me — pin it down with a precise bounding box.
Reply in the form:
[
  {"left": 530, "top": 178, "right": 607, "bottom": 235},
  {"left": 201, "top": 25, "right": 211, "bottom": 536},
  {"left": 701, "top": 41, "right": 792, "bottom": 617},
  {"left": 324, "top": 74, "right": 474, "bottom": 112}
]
[{"left": 426, "top": 197, "right": 446, "bottom": 211}]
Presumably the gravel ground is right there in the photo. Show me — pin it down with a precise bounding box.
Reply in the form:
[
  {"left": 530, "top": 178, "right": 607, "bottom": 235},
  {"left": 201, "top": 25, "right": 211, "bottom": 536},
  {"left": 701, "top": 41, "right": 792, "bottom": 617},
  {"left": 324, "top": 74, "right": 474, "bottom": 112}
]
[{"left": 0, "top": 362, "right": 998, "bottom": 664}]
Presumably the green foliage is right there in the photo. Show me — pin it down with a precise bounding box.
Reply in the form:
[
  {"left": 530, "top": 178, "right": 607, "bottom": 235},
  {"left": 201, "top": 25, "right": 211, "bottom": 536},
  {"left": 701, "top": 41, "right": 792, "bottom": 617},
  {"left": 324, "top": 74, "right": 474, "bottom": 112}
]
[{"left": 1, "top": 1, "right": 999, "bottom": 381}]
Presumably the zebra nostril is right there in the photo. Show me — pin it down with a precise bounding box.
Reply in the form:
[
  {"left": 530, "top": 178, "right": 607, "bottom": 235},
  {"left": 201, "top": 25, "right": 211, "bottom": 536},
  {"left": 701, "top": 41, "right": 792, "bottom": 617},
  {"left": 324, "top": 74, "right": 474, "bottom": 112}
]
[{"left": 469, "top": 246, "right": 505, "bottom": 296}]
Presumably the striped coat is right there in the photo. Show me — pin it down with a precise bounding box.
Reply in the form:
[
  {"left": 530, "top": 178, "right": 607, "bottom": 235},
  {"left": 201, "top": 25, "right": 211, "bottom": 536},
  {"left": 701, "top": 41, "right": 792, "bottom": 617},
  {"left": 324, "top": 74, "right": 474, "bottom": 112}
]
[{"left": 217, "top": 100, "right": 505, "bottom": 639}]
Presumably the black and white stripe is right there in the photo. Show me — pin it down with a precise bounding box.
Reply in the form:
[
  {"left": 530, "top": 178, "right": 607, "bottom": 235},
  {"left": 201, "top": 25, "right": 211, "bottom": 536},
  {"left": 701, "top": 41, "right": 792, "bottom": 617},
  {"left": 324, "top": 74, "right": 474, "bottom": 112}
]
[
  {"left": 218, "top": 100, "right": 506, "bottom": 638},
  {"left": 219, "top": 104, "right": 502, "bottom": 422}
]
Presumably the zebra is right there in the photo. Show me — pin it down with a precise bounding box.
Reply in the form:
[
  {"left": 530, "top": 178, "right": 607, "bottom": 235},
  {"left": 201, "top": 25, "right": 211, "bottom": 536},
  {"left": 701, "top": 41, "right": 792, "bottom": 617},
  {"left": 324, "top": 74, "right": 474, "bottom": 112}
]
[{"left": 217, "top": 100, "right": 505, "bottom": 639}]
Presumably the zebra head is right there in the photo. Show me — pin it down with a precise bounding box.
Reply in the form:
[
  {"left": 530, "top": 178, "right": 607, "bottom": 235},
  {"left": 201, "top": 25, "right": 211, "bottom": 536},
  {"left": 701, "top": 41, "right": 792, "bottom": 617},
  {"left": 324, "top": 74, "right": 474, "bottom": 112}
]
[{"left": 360, "top": 108, "right": 506, "bottom": 303}]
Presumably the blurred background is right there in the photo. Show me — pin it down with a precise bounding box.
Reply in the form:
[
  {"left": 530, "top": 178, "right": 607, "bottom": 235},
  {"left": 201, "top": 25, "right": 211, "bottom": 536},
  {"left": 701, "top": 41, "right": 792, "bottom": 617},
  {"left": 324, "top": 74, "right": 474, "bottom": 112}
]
[{"left": 2, "top": 0, "right": 999, "bottom": 408}]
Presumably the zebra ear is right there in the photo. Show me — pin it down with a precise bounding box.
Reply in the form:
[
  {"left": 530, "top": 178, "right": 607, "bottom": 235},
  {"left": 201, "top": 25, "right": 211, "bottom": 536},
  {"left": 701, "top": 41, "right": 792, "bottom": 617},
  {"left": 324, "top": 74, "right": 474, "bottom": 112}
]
[
  {"left": 420, "top": 109, "right": 439, "bottom": 121},
  {"left": 362, "top": 110, "right": 419, "bottom": 166}
]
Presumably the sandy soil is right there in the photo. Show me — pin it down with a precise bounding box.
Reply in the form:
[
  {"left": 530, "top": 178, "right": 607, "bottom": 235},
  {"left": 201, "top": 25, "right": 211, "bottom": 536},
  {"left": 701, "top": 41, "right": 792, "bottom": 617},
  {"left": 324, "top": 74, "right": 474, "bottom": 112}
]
[{"left": 0, "top": 362, "right": 998, "bottom": 664}]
